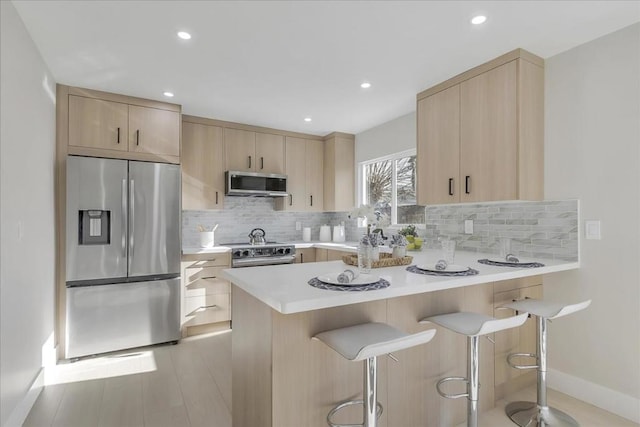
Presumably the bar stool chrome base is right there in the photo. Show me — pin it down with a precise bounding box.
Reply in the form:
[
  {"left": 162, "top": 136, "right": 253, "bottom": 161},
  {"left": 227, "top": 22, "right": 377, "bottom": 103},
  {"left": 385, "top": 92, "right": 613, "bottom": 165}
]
[
  {"left": 506, "top": 401, "right": 579, "bottom": 427},
  {"left": 327, "top": 400, "right": 383, "bottom": 427}
]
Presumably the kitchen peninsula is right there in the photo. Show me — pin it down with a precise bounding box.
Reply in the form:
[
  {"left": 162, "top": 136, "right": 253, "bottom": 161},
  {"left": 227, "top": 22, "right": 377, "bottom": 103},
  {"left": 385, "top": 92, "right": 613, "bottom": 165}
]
[{"left": 221, "top": 250, "right": 579, "bottom": 427}]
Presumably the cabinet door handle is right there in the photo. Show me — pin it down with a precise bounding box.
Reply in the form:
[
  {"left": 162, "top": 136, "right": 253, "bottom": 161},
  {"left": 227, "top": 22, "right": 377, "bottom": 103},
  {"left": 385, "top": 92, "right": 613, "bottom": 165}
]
[
  {"left": 136, "top": 129, "right": 140, "bottom": 146},
  {"left": 310, "top": 195, "right": 313, "bottom": 206},
  {"left": 300, "top": 253, "right": 304, "bottom": 263},
  {"left": 248, "top": 156, "right": 252, "bottom": 169},
  {"left": 448, "top": 178, "right": 454, "bottom": 196},
  {"left": 465, "top": 175, "right": 471, "bottom": 194},
  {"left": 289, "top": 194, "right": 293, "bottom": 206},
  {"left": 215, "top": 191, "right": 219, "bottom": 204},
  {"left": 196, "top": 304, "right": 218, "bottom": 312},
  {"left": 117, "top": 127, "right": 120, "bottom": 144},
  {"left": 261, "top": 157, "right": 264, "bottom": 170}
]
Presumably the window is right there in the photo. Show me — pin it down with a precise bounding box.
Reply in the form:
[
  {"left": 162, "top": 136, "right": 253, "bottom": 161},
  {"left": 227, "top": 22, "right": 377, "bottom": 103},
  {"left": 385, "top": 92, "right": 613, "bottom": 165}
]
[{"left": 360, "top": 150, "right": 425, "bottom": 225}]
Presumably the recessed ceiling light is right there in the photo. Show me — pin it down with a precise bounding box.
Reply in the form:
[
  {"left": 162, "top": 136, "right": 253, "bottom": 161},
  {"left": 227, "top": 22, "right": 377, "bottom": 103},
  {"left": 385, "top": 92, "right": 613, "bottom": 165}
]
[
  {"left": 163, "top": 91, "right": 174, "bottom": 98},
  {"left": 360, "top": 82, "right": 371, "bottom": 89},
  {"left": 177, "top": 31, "right": 192, "bottom": 40},
  {"left": 304, "top": 117, "right": 312, "bottom": 122},
  {"left": 471, "top": 15, "right": 487, "bottom": 25}
]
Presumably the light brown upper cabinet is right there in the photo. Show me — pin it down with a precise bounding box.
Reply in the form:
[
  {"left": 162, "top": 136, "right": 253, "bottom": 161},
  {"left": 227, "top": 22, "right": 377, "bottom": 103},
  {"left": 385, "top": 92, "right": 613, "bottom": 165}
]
[
  {"left": 416, "top": 49, "right": 544, "bottom": 205},
  {"left": 182, "top": 122, "right": 224, "bottom": 210},
  {"left": 224, "top": 128, "right": 285, "bottom": 174},
  {"left": 276, "top": 137, "right": 323, "bottom": 212},
  {"left": 69, "top": 96, "right": 129, "bottom": 152},
  {"left": 323, "top": 133, "right": 355, "bottom": 212},
  {"left": 67, "top": 92, "right": 180, "bottom": 162},
  {"left": 128, "top": 105, "right": 181, "bottom": 157}
]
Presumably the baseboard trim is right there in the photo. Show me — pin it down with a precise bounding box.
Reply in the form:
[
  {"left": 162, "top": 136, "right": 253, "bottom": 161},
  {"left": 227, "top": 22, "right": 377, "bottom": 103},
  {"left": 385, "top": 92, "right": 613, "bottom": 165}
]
[
  {"left": 548, "top": 368, "right": 640, "bottom": 423},
  {"left": 3, "top": 368, "right": 44, "bottom": 427}
]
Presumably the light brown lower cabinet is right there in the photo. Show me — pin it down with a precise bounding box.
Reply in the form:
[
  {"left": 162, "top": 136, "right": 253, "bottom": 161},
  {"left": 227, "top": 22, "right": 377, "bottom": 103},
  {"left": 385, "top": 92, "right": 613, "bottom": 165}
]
[
  {"left": 231, "top": 278, "right": 539, "bottom": 427},
  {"left": 295, "top": 248, "right": 316, "bottom": 264},
  {"left": 181, "top": 253, "right": 232, "bottom": 337}
]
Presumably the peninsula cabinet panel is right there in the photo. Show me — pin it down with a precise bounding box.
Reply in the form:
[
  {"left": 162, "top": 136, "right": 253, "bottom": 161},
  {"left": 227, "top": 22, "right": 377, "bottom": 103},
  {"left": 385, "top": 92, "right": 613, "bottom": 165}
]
[
  {"left": 416, "top": 85, "right": 460, "bottom": 205},
  {"left": 255, "top": 132, "right": 285, "bottom": 174},
  {"left": 416, "top": 49, "right": 543, "bottom": 205},
  {"left": 294, "top": 248, "right": 316, "bottom": 263},
  {"left": 460, "top": 61, "right": 518, "bottom": 203},
  {"left": 128, "top": 105, "right": 181, "bottom": 157},
  {"left": 224, "top": 128, "right": 256, "bottom": 172},
  {"left": 68, "top": 95, "right": 129, "bottom": 151},
  {"left": 182, "top": 122, "right": 224, "bottom": 210}
]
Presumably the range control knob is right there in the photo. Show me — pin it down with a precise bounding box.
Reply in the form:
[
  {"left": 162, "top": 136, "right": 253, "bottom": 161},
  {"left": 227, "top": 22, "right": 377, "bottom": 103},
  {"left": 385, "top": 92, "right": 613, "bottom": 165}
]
[
  {"left": 276, "top": 248, "right": 285, "bottom": 255},
  {"left": 242, "top": 250, "right": 250, "bottom": 257},
  {"left": 284, "top": 247, "right": 291, "bottom": 255},
  {"left": 233, "top": 250, "right": 243, "bottom": 258}
]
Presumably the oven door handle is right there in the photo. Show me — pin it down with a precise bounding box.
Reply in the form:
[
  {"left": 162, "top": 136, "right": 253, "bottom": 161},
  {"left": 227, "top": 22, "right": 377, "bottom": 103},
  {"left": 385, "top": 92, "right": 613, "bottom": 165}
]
[{"left": 232, "top": 255, "right": 296, "bottom": 267}]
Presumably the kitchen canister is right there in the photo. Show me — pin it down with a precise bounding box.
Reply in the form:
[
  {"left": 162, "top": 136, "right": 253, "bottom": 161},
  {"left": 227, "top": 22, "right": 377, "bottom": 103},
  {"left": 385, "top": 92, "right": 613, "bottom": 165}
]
[
  {"left": 302, "top": 227, "right": 311, "bottom": 242},
  {"left": 319, "top": 225, "right": 331, "bottom": 242},
  {"left": 200, "top": 231, "right": 214, "bottom": 248},
  {"left": 332, "top": 224, "right": 345, "bottom": 242}
]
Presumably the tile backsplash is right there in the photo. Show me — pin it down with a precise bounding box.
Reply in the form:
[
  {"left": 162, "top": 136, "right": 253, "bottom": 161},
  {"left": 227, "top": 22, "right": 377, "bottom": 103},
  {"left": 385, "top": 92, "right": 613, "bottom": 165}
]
[
  {"left": 183, "top": 197, "right": 579, "bottom": 262},
  {"left": 182, "top": 197, "right": 358, "bottom": 247},
  {"left": 422, "top": 200, "right": 579, "bottom": 261}
]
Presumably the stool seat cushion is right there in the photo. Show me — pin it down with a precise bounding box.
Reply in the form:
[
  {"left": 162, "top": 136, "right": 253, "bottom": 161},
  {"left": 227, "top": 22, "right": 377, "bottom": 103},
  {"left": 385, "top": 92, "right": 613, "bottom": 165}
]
[
  {"left": 503, "top": 299, "right": 591, "bottom": 319},
  {"left": 421, "top": 311, "right": 528, "bottom": 336},
  {"left": 313, "top": 322, "right": 436, "bottom": 361}
]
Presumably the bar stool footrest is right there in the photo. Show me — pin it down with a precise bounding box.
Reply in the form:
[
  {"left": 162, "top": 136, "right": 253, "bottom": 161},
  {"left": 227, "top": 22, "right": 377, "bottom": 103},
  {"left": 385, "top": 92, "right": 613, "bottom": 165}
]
[
  {"left": 327, "top": 399, "right": 383, "bottom": 427},
  {"left": 507, "top": 352, "right": 539, "bottom": 370},
  {"left": 436, "top": 376, "right": 469, "bottom": 399}
]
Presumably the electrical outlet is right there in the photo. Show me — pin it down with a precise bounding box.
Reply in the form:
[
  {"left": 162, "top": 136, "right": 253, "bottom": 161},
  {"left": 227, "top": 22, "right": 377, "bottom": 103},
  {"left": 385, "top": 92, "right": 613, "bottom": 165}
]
[
  {"left": 585, "top": 220, "right": 601, "bottom": 240},
  {"left": 295, "top": 221, "right": 302, "bottom": 231},
  {"left": 464, "top": 220, "right": 473, "bottom": 234}
]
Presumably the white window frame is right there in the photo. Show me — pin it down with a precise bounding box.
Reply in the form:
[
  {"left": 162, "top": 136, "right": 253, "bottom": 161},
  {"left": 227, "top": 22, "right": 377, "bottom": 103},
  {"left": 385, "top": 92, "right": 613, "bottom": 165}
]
[{"left": 358, "top": 148, "right": 419, "bottom": 226}]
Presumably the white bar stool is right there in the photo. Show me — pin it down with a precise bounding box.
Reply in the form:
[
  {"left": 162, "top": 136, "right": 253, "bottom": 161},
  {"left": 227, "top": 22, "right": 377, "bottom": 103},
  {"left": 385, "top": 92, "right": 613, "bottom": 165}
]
[
  {"left": 501, "top": 298, "right": 591, "bottom": 427},
  {"left": 313, "top": 322, "right": 437, "bottom": 427},
  {"left": 420, "top": 311, "right": 529, "bottom": 427}
]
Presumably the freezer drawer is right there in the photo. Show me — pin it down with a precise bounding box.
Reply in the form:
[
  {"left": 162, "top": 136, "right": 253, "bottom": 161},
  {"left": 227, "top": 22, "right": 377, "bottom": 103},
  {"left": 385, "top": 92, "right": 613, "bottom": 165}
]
[{"left": 66, "top": 278, "right": 180, "bottom": 359}]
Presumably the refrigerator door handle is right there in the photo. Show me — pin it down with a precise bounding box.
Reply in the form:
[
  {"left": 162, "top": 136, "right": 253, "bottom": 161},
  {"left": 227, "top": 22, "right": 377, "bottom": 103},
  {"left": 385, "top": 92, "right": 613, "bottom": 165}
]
[
  {"left": 129, "top": 179, "right": 135, "bottom": 261},
  {"left": 121, "top": 179, "right": 127, "bottom": 257}
]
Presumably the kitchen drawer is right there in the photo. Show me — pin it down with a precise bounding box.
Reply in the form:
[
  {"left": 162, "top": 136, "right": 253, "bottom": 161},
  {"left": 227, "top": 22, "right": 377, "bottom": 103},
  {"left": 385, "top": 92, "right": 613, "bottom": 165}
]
[
  {"left": 185, "top": 277, "right": 230, "bottom": 297},
  {"left": 184, "top": 293, "right": 230, "bottom": 327},
  {"left": 185, "top": 266, "right": 228, "bottom": 284},
  {"left": 184, "top": 254, "right": 230, "bottom": 268}
]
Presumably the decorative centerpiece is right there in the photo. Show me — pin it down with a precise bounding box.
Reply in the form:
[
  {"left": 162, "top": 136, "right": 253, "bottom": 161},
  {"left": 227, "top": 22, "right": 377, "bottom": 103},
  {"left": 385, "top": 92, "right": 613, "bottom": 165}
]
[
  {"left": 399, "top": 224, "right": 423, "bottom": 251},
  {"left": 348, "top": 205, "right": 390, "bottom": 272},
  {"left": 389, "top": 234, "right": 408, "bottom": 258}
]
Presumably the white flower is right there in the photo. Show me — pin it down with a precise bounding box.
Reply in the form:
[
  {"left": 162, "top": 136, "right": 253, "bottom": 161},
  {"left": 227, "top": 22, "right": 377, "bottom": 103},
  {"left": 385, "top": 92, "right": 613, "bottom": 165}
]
[{"left": 348, "top": 205, "right": 377, "bottom": 224}]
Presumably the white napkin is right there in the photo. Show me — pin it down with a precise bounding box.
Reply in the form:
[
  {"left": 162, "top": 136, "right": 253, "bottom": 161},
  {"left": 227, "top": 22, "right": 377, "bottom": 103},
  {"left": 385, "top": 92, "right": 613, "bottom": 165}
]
[{"left": 337, "top": 269, "right": 359, "bottom": 284}]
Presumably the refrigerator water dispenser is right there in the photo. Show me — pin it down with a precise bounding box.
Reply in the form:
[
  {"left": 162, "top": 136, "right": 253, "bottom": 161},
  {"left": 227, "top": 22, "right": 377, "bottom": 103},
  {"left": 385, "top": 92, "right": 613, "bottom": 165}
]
[{"left": 78, "top": 210, "right": 110, "bottom": 245}]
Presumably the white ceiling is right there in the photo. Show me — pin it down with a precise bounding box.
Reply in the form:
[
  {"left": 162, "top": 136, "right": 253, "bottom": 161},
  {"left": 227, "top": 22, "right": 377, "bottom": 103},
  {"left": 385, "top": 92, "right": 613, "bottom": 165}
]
[{"left": 13, "top": 1, "right": 640, "bottom": 136}]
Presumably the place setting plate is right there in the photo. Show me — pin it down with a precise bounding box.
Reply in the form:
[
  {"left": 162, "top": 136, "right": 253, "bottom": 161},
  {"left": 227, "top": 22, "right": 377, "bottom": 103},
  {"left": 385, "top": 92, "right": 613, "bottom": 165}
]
[
  {"left": 316, "top": 273, "right": 381, "bottom": 286},
  {"left": 416, "top": 264, "right": 469, "bottom": 273},
  {"left": 478, "top": 258, "right": 545, "bottom": 268}
]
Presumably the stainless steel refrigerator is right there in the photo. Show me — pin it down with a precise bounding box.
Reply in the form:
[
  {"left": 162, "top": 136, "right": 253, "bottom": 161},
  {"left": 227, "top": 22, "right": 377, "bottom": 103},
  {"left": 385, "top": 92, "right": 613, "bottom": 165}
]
[{"left": 65, "top": 155, "right": 181, "bottom": 359}]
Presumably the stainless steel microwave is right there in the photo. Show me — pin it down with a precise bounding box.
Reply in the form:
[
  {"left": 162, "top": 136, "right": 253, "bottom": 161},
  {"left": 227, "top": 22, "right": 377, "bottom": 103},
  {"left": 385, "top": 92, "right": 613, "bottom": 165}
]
[{"left": 225, "top": 171, "right": 288, "bottom": 197}]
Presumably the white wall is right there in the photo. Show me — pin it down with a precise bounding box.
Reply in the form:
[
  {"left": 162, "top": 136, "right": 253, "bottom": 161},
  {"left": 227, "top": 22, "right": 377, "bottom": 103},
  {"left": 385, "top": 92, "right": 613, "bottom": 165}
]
[
  {"left": 544, "top": 23, "right": 640, "bottom": 420},
  {"left": 0, "top": 2, "right": 57, "bottom": 425},
  {"left": 355, "top": 112, "right": 416, "bottom": 163}
]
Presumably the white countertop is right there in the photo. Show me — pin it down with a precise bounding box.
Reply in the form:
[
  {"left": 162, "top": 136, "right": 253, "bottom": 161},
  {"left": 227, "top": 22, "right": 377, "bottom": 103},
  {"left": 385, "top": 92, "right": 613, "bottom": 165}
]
[
  {"left": 182, "top": 241, "right": 362, "bottom": 255},
  {"left": 220, "top": 249, "right": 579, "bottom": 315}
]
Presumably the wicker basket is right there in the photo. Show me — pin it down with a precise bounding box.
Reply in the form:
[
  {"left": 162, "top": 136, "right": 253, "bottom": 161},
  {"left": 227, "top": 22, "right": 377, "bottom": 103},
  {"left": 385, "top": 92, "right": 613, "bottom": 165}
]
[{"left": 342, "top": 252, "right": 413, "bottom": 268}]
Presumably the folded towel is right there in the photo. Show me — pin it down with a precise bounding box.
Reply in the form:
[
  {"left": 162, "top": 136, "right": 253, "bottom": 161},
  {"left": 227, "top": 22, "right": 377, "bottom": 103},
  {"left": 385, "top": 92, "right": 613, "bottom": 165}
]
[
  {"left": 337, "top": 269, "right": 358, "bottom": 284},
  {"left": 505, "top": 254, "right": 520, "bottom": 263},
  {"left": 435, "top": 259, "right": 448, "bottom": 271}
]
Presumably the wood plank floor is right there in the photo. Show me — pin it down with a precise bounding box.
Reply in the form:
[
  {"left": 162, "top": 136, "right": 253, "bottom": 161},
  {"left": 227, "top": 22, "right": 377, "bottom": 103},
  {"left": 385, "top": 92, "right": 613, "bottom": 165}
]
[{"left": 24, "top": 329, "right": 636, "bottom": 427}]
